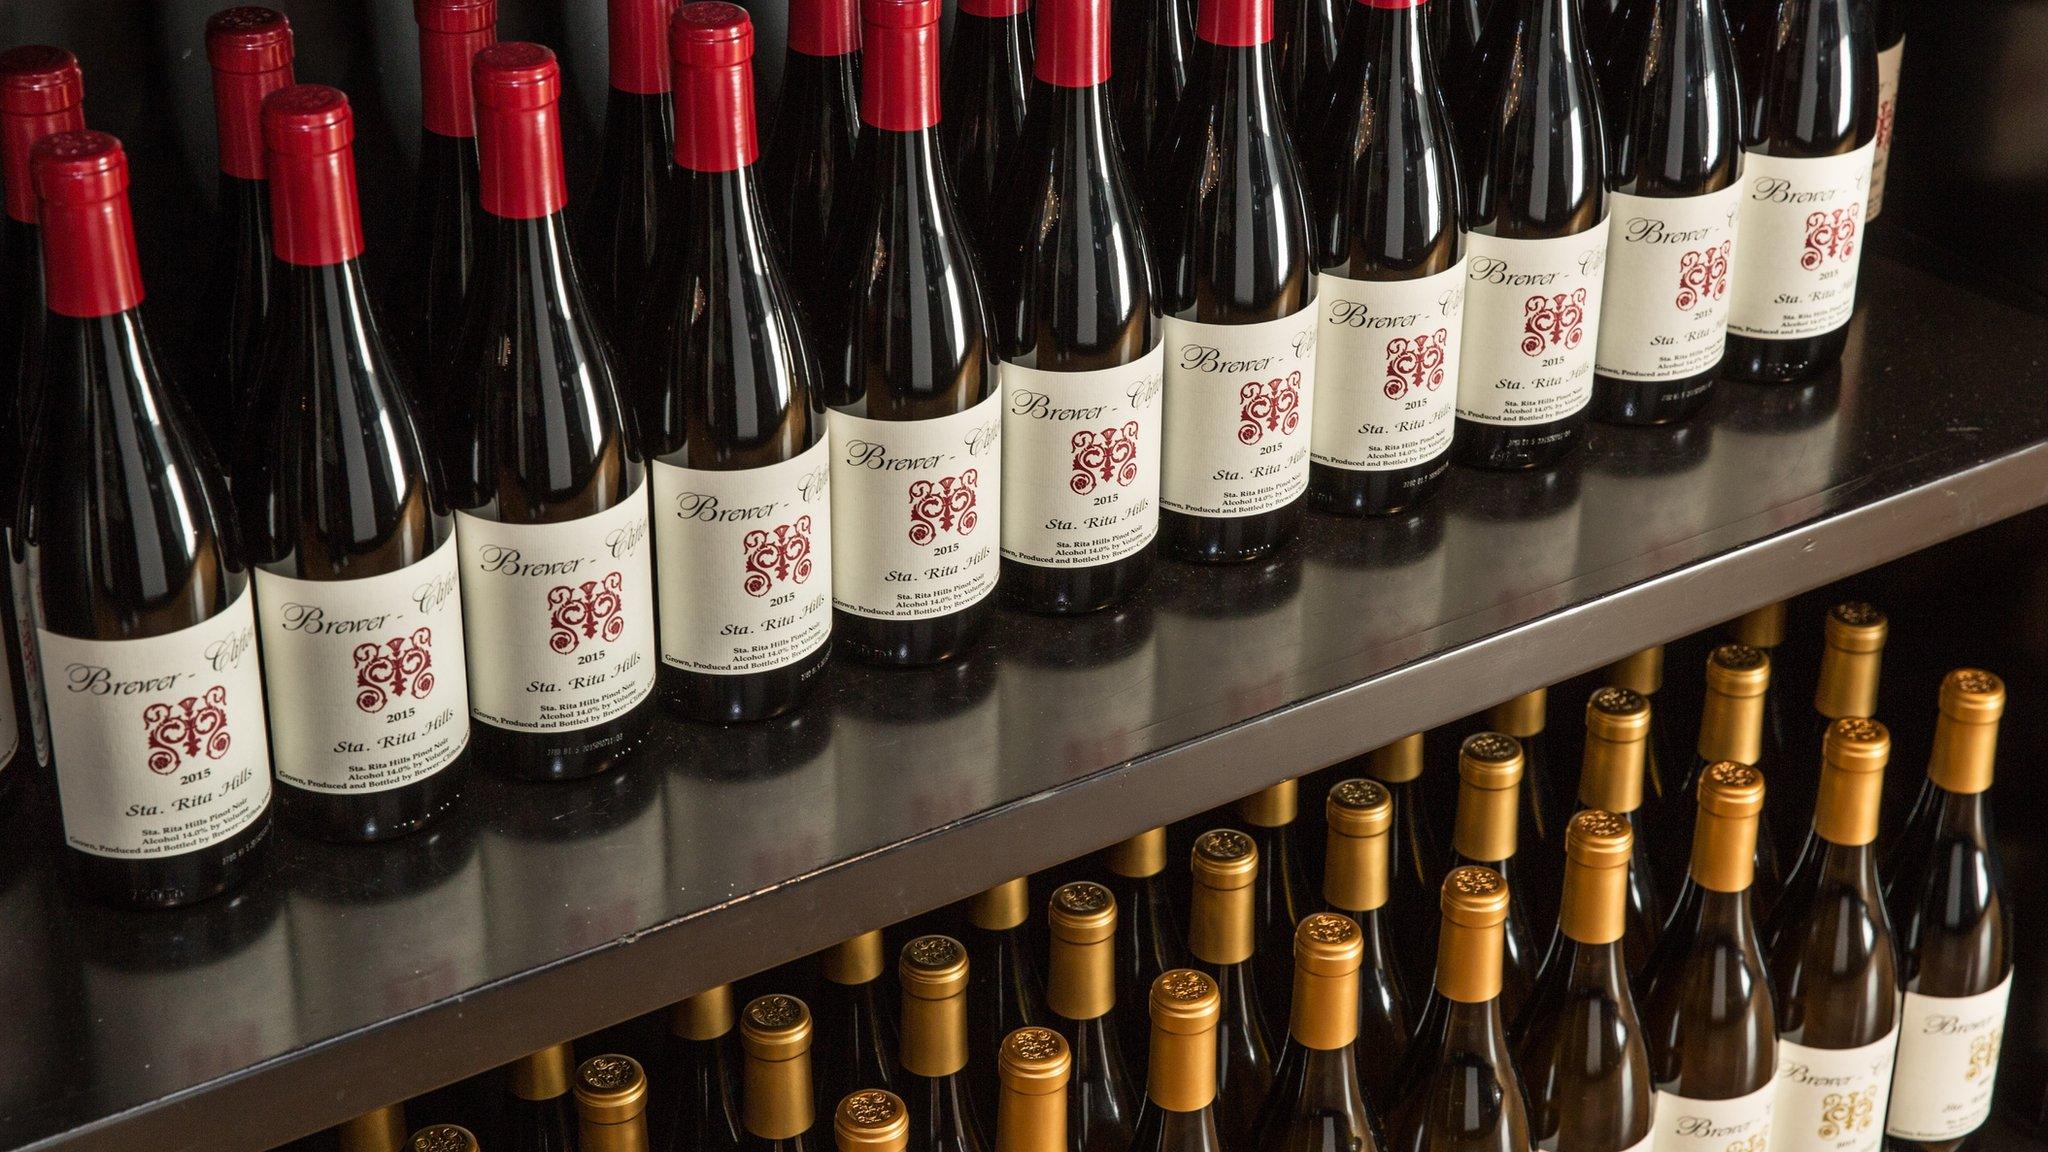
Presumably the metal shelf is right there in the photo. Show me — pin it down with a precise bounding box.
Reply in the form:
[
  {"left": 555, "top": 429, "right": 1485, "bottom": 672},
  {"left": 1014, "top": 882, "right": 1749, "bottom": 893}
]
[{"left": 6, "top": 250, "right": 2048, "bottom": 1152}]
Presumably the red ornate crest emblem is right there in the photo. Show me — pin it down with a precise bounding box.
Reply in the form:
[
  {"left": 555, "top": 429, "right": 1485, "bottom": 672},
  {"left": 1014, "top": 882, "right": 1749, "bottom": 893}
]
[
  {"left": 1876, "top": 99, "right": 1896, "bottom": 151},
  {"left": 743, "top": 517, "right": 814, "bottom": 597},
  {"left": 353, "top": 628, "right": 436, "bottom": 713},
  {"left": 908, "top": 471, "right": 979, "bottom": 544},
  {"left": 1069, "top": 423, "right": 1141, "bottom": 495},
  {"left": 1520, "top": 289, "right": 1588, "bottom": 357},
  {"left": 144, "top": 686, "right": 232, "bottom": 775},
  {"left": 1237, "top": 372, "right": 1302, "bottom": 445},
  {"left": 1676, "top": 241, "right": 1732, "bottom": 310},
  {"left": 1802, "top": 208, "right": 1858, "bottom": 269},
  {"left": 548, "top": 572, "right": 626, "bottom": 654},
  {"left": 1383, "top": 329, "right": 1449, "bottom": 400}
]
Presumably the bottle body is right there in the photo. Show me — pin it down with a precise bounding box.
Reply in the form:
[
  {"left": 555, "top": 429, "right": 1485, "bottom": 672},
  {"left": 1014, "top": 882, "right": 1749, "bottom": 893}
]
[
  {"left": 758, "top": 4, "right": 860, "bottom": 332},
  {"left": 1511, "top": 940, "right": 1653, "bottom": 1152},
  {"left": 1867, "top": 0, "right": 1904, "bottom": 223},
  {"left": 1109, "top": 0, "right": 1190, "bottom": 192},
  {"left": 943, "top": 5, "right": 1034, "bottom": 254},
  {"left": 579, "top": 84, "right": 674, "bottom": 334},
  {"left": 1638, "top": 884, "right": 1778, "bottom": 1151}
]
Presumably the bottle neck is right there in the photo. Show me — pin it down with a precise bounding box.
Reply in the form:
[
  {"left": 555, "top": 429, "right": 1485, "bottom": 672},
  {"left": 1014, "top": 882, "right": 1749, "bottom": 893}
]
[
  {"left": 581, "top": 1112, "right": 651, "bottom": 1152},
  {"left": 1452, "top": 779, "right": 1517, "bottom": 865},
  {"left": 1049, "top": 929, "right": 1116, "bottom": 1022},
  {"left": 675, "top": 55, "right": 759, "bottom": 172},
  {"left": 1145, "top": 1023, "right": 1217, "bottom": 1111},
  {"left": 40, "top": 187, "right": 145, "bottom": 318},
  {"left": 995, "top": 1078, "right": 1066, "bottom": 1152},
  {"left": 271, "top": 144, "right": 366, "bottom": 268},
  {"left": 420, "top": 25, "right": 496, "bottom": 138},
  {"left": 212, "top": 62, "right": 295, "bottom": 181},
  {"left": 1814, "top": 646, "right": 1881, "bottom": 720},
  {"left": 1198, "top": 0, "right": 1274, "bottom": 47},
  {"left": 1035, "top": 0, "right": 1111, "bottom": 88},
  {"left": 608, "top": 0, "right": 673, "bottom": 95},
  {"left": 743, "top": 1050, "right": 814, "bottom": 1141},
  {"left": 901, "top": 990, "right": 969, "bottom": 1078},
  {"left": 1579, "top": 733, "right": 1645, "bottom": 814},
  {"left": 1433, "top": 917, "right": 1503, "bottom": 1004},
  {"left": 1289, "top": 962, "right": 1359, "bottom": 1049},
  {"left": 1188, "top": 881, "right": 1255, "bottom": 966},
  {"left": 1564, "top": 936, "right": 1630, "bottom": 998},
  {"left": 1558, "top": 858, "right": 1628, "bottom": 946},
  {"left": 1323, "top": 826, "right": 1389, "bottom": 914},
  {"left": 479, "top": 98, "right": 568, "bottom": 220},
  {"left": 1, "top": 102, "right": 83, "bottom": 224},
  {"left": 1359, "top": 0, "right": 1435, "bottom": 92},
  {"left": 1689, "top": 808, "right": 1760, "bottom": 894},
  {"left": 790, "top": 0, "right": 861, "bottom": 57},
  {"left": 862, "top": 16, "right": 941, "bottom": 132},
  {"left": 1697, "top": 685, "right": 1764, "bottom": 764},
  {"left": 1928, "top": 712, "right": 1998, "bottom": 795}
]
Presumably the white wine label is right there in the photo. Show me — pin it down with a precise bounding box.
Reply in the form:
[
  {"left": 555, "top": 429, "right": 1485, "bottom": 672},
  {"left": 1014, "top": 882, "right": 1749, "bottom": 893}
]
[
  {"left": 1886, "top": 973, "right": 2011, "bottom": 1142},
  {"left": 1727, "top": 143, "right": 1876, "bottom": 340},
  {"left": 454, "top": 494, "right": 657, "bottom": 733},
  {"left": 1869, "top": 39, "right": 1904, "bottom": 221},
  {"left": 1310, "top": 263, "right": 1464, "bottom": 472},
  {"left": 999, "top": 346, "right": 1164, "bottom": 568},
  {"left": 651, "top": 438, "right": 834, "bottom": 675},
  {"left": 1159, "top": 308, "right": 1316, "bottom": 517},
  {"left": 253, "top": 536, "right": 470, "bottom": 795},
  {"left": 1651, "top": 1079, "right": 1774, "bottom": 1152},
  {"left": 1773, "top": 1030, "right": 1899, "bottom": 1152},
  {"left": 40, "top": 586, "right": 271, "bottom": 859},
  {"left": 829, "top": 390, "right": 1003, "bottom": 620},
  {"left": 9, "top": 545, "right": 49, "bottom": 766},
  {"left": 1456, "top": 222, "right": 1611, "bottom": 426},
  {"left": 1596, "top": 185, "right": 1741, "bottom": 383}
]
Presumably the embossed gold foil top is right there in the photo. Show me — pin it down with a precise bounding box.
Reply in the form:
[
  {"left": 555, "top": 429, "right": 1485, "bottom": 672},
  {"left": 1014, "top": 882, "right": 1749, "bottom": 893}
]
[
  {"left": 674, "top": 983, "right": 735, "bottom": 1040},
  {"left": 1930, "top": 668, "right": 2005, "bottom": 794},
  {"left": 338, "top": 1105, "right": 406, "bottom": 1152},
  {"left": 1289, "top": 913, "right": 1362, "bottom": 1050},
  {"left": 1698, "top": 644, "right": 1770, "bottom": 765},
  {"left": 1560, "top": 811, "right": 1632, "bottom": 946},
  {"left": 1815, "top": 718, "right": 1890, "bottom": 846},
  {"left": 742, "top": 994, "right": 814, "bottom": 1059},
  {"left": 824, "top": 931, "right": 886, "bottom": 986},
  {"left": 575, "top": 1053, "right": 649, "bottom": 1127},
  {"left": 1435, "top": 867, "right": 1508, "bottom": 1005},
  {"left": 1048, "top": 882, "right": 1117, "bottom": 1020},
  {"left": 1454, "top": 733, "right": 1523, "bottom": 865},
  {"left": 1107, "top": 827, "right": 1167, "bottom": 878},
  {"left": 1367, "top": 733, "right": 1424, "bottom": 783},
  {"left": 1816, "top": 602, "right": 1887, "bottom": 719},
  {"left": 408, "top": 1125, "right": 479, "bottom": 1152},
  {"left": 511, "top": 1042, "right": 573, "bottom": 1101},
  {"left": 1146, "top": 970, "right": 1220, "bottom": 1112},
  {"left": 970, "top": 878, "right": 1031, "bottom": 930},
  {"left": 1323, "top": 779, "right": 1391, "bottom": 913},
  {"left": 1690, "top": 763, "right": 1766, "bottom": 894},
  {"left": 1238, "top": 779, "right": 1298, "bottom": 828},
  {"left": 999, "top": 1026, "right": 1072, "bottom": 1093},
  {"left": 835, "top": 1090, "right": 909, "bottom": 1152},
  {"left": 743, "top": 995, "right": 816, "bottom": 1140},
  {"left": 899, "top": 936, "right": 970, "bottom": 1077},
  {"left": 995, "top": 1030, "right": 1069, "bottom": 1152},
  {"left": 1486, "top": 689, "right": 1547, "bottom": 738},
  {"left": 1580, "top": 688, "right": 1649, "bottom": 815},
  {"left": 1731, "top": 601, "right": 1787, "bottom": 649},
  {"left": 1189, "top": 830, "right": 1258, "bottom": 965},
  {"left": 1605, "top": 646, "right": 1664, "bottom": 696}
]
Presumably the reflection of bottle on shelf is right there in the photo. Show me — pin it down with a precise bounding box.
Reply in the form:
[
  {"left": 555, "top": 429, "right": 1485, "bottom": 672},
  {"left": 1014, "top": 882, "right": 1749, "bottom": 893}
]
[{"left": 483, "top": 762, "right": 667, "bottom": 965}]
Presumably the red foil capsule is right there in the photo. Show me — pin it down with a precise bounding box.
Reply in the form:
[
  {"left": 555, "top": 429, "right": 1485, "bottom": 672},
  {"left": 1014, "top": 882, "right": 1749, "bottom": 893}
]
[
  {"left": 610, "top": 0, "right": 679, "bottom": 95},
  {"left": 1034, "top": 0, "right": 1111, "bottom": 88},
  {"left": 206, "top": 7, "right": 296, "bottom": 182},
  {"left": 789, "top": 0, "right": 861, "bottom": 57},
  {"left": 0, "top": 46, "right": 86, "bottom": 225},
  {"left": 959, "top": 0, "right": 1031, "bottom": 15},
  {"left": 472, "top": 42, "right": 568, "bottom": 219},
  {"left": 31, "top": 130, "right": 143, "bottom": 318},
  {"left": 1197, "top": 0, "right": 1274, "bottom": 47},
  {"left": 671, "top": 3, "right": 760, "bottom": 173},
  {"left": 416, "top": 0, "right": 498, "bottom": 138},
  {"left": 263, "top": 84, "right": 365, "bottom": 267},
  {"left": 861, "top": 0, "right": 944, "bottom": 133}
]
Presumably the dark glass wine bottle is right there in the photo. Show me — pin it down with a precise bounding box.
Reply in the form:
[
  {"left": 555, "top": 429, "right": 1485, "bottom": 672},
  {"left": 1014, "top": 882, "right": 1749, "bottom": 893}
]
[
  {"left": 1240, "top": 781, "right": 1309, "bottom": 1027},
  {"left": 436, "top": 43, "right": 657, "bottom": 781},
  {"left": 1149, "top": 0, "right": 1317, "bottom": 564},
  {"left": 1575, "top": 686, "right": 1662, "bottom": 975},
  {"left": 204, "top": 7, "right": 295, "bottom": 443},
  {"left": 835, "top": 1090, "right": 911, "bottom": 1152},
  {"left": 1764, "top": 718, "right": 1899, "bottom": 1150},
  {"left": 1867, "top": 0, "right": 1905, "bottom": 223},
  {"left": 1637, "top": 763, "right": 1777, "bottom": 1152},
  {"left": 1185, "top": 829, "right": 1274, "bottom": 1149},
  {"left": 1107, "top": 828, "right": 1184, "bottom": 1059},
  {"left": 1047, "top": 881, "right": 1139, "bottom": 1152},
  {"left": 237, "top": 84, "right": 469, "bottom": 842},
  {"left": 996, "top": 1026, "right": 1073, "bottom": 1152},
  {"left": 1484, "top": 689, "right": 1562, "bottom": 894},
  {"left": 338, "top": 1105, "right": 407, "bottom": 1152},
  {"left": 1447, "top": 733, "right": 1538, "bottom": 1023},
  {"left": 899, "top": 936, "right": 991, "bottom": 1152},
  {"left": 1602, "top": 645, "right": 1675, "bottom": 814},
  {"left": 944, "top": 0, "right": 1034, "bottom": 253},
  {"left": 397, "top": 0, "right": 496, "bottom": 386},
  {"left": 1320, "top": 779, "right": 1410, "bottom": 1104},
  {"left": 815, "top": 933, "right": 899, "bottom": 1122},
  {"left": 988, "top": 0, "right": 1163, "bottom": 615},
  {"left": 24, "top": 130, "right": 272, "bottom": 908},
  {"left": 1510, "top": 810, "right": 1654, "bottom": 1152},
  {"left": 1799, "top": 602, "right": 1886, "bottom": 836},
  {"left": 1588, "top": 0, "right": 1740, "bottom": 425},
  {"left": 1249, "top": 912, "right": 1383, "bottom": 1152},
  {"left": 506, "top": 1043, "right": 578, "bottom": 1152},
  {"left": 1303, "top": 0, "right": 1462, "bottom": 518},
  {"left": 758, "top": 0, "right": 861, "bottom": 332},
  {"left": 1383, "top": 865, "right": 1532, "bottom": 1152},
  {"left": 1428, "top": 0, "right": 1489, "bottom": 90},
  {"left": 1, "top": 45, "right": 85, "bottom": 445},
  {"left": 1723, "top": 0, "right": 1877, "bottom": 382},
  {"left": 643, "top": 3, "right": 832, "bottom": 723},
  {"left": 818, "top": 0, "right": 1001, "bottom": 667},
  {"left": 1365, "top": 734, "right": 1442, "bottom": 997},
  {"left": 1450, "top": 0, "right": 1607, "bottom": 470},
  {"left": 1273, "top": 0, "right": 1339, "bottom": 134},
  {"left": 409, "top": 1126, "right": 481, "bottom": 1152},
  {"left": 1109, "top": 0, "right": 1190, "bottom": 193},
  {"left": 1882, "top": 670, "right": 2012, "bottom": 1151},
  {"left": 577, "top": 0, "right": 678, "bottom": 333},
  {"left": 663, "top": 985, "right": 746, "bottom": 1152},
  {"left": 1128, "top": 970, "right": 1227, "bottom": 1152},
  {"left": 744, "top": 994, "right": 821, "bottom": 1152},
  {"left": 577, "top": 1053, "right": 653, "bottom": 1152},
  {"left": 1662, "top": 643, "right": 1781, "bottom": 913},
  {"left": 969, "top": 879, "right": 1050, "bottom": 1117}
]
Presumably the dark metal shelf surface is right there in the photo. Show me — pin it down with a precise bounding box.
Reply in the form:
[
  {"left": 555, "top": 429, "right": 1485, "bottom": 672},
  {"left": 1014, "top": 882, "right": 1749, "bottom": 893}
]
[{"left": 6, "top": 251, "right": 2048, "bottom": 1152}]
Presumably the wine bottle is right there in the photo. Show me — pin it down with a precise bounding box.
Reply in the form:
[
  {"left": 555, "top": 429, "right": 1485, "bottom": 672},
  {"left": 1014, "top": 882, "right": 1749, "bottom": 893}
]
[
  {"left": 1485, "top": 689, "right": 1562, "bottom": 883},
  {"left": 204, "top": 6, "right": 295, "bottom": 440},
  {"left": 577, "top": 0, "right": 678, "bottom": 332},
  {"left": 1320, "top": 779, "right": 1411, "bottom": 1103},
  {"left": 988, "top": 0, "right": 1164, "bottom": 614},
  {"left": 899, "top": 936, "right": 991, "bottom": 1152},
  {"left": 1274, "top": 0, "right": 1339, "bottom": 133},
  {"left": 1302, "top": 0, "right": 1463, "bottom": 518},
  {"left": 969, "top": 879, "right": 1050, "bottom": 1116},
  {"left": 1128, "top": 970, "right": 1226, "bottom": 1152},
  {"left": 815, "top": 933, "right": 899, "bottom": 1122},
  {"left": 409, "top": 1126, "right": 481, "bottom": 1152},
  {"left": 758, "top": 0, "right": 860, "bottom": 332},
  {"left": 1109, "top": 0, "right": 1190, "bottom": 193},
  {"left": 1511, "top": 810, "right": 1654, "bottom": 1152},
  {"left": 1882, "top": 670, "right": 2012, "bottom": 1150},
  {"left": 943, "top": 0, "right": 1034, "bottom": 252},
  {"left": 1802, "top": 602, "right": 1886, "bottom": 824},
  {"left": 436, "top": 43, "right": 657, "bottom": 780},
  {"left": 744, "top": 994, "right": 821, "bottom": 1152},
  {"left": 1048, "top": 881, "right": 1140, "bottom": 1152},
  {"left": 1576, "top": 686, "right": 1662, "bottom": 974},
  {"left": 1429, "top": 0, "right": 1490, "bottom": 86},
  {"left": 1185, "top": 829, "right": 1275, "bottom": 1148},
  {"left": 236, "top": 84, "right": 470, "bottom": 841},
  {"left": 1723, "top": 0, "right": 1878, "bottom": 381},
  {"left": 1588, "top": 0, "right": 1741, "bottom": 425},
  {"left": 1729, "top": 602, "right": 1792, "bottom": 777},
  {"left": 577, "top": 1053, "right": 653, "bottom": 1152},
  {"left": 1867, "top": 0, "right": 1904, "bottom": 222},
  {"left": 1365, "top": 734, "right": 1442, "bottom": 996},
  {"left": 818, "top": 0, "right": 1001, "bottom": 667},
  {"left": 1149, "top": 0, "right": 1317, "bottom": 563},
  {"left": 1239, "top": 781, "right": 1310, "bottom": 1027},
  {"left": 1450, "top": 0, "right": 1607, "bottom": 470},
  {"left": 397, "top": 0, "right": 496, "bottom": 385},
  {"left": 643, "top": 2, "right": 833, "bottom": 723},
  {"left": 1250, "top": 912, "right": 1383, "bottom": 1152},
  {"left": 24, "top": 130, "right": 272, "bottom": 908},
  {"left": 507, "top": 1043, "right": 577, "bottom": 1152},
  {"left": 996, "top": 1026, "right": 1073, "bottom": 1152},
  {"left": 1383, "top": 865, "right": 1532, "bottom": 1151},
  {"left": 1666, "top": 643, "right": 1782, "bottom": 912},
  {"left": 1763, "top": 718, "right": 1898, "bottom": 1152},
  {"left": 0, "top": 46, "right": 83, "bottom": 450},
  {"left": 1637, "top": 763, "right": 1777, "bottom": 1152},
  {"left": 1107, "top": 828, "right": 1184, "bottom": 1059},
  {"left": 836, "top": 1090, "right": 912, "bottom": 1152},
  {"left": 1448, "top": 733, "right": 1539, "bottom": 1023},
  {"left": 662, "top": 985, "right": 746, "bottom": 1152},
  {"left": 339, "top": 1105, "right": 407, "bottom": 1152},
  {"left": 1601, "top": 646, "right": 1674, "bottom": 813}
]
